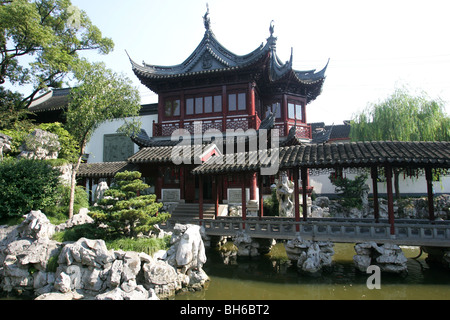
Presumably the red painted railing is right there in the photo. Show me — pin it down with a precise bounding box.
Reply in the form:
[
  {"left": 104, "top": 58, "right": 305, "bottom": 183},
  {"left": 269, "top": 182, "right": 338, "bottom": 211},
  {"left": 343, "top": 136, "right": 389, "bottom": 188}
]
[
  {"left": 153, "top": 115, "right": 261, "bottom": 137},
  {"left": 273, "top": 122, "right": 312, "bottom": 139}
]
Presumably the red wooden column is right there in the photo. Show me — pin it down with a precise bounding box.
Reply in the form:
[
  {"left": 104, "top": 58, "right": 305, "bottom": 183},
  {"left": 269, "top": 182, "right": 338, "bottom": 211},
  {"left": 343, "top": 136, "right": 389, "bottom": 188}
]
[
  {"left": 156, "top": 167, "right": 163, "bottom": 201},
  {"left": 301, "top": 167, "right": 308, "bottom": 222},
  {"left": 248, "top": 82, "right": 256, "bottom": 117},
  {"left": 214, "top": 175, "right": 219, "bottom": 219},
  {"left": 371, "top": 166, "right": 380, "bottom": 223},
  {"left": 282, "top": 94, "right": 289, "bottom": 136},
  {"left": 385, "top": 166, "right": 395, "bottom": 236},
  {"left": 199, "top": 175, "right": 204, "bottom": 225},
  {"left": 425, "top": 167, "right": 435, "bottom": 222},
  {"left": 294, "top": 167, "right": 300, "bottom": 232},
  {"left": 180, "top": 167, "right": 185, "bottom": 200},
  {"left": 259, "top": 174, "right": 264, "bottom": 219},
  {"left": 250, "top": 172, "right": 258, "bottom": 201},
  {"left": 180, "top": 92, "right": 185, "bottom": 129},
  {"left": 241, "top": 174, "right": 247, "bottom": 230}
]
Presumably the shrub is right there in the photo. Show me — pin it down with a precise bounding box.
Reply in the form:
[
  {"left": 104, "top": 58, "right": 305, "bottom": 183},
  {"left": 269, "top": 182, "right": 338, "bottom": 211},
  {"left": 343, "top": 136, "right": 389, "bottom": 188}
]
[
  {"left": 90, "top": 171, "right": 171, "bottom": 239},
  {"left": 329, "top": 173, "right": 368, "bottom": 209},
  {"left": 0, "top": 122, "right": 79, "bottom": 163},
  {"left": 263, "top": 188, "right": 279, "bottom": 216},
  {"left": 0, "top": 159, "right": 61, "bottom": 219},
  {"left": 46, "top": 185, "right": 89, "bottom": 224}
]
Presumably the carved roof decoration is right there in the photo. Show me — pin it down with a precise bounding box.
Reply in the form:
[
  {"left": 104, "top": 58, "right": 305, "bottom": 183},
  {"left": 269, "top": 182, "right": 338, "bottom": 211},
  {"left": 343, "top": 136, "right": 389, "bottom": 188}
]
[{"left": 128, "top": 10, "right": 328, "bottom": 103}]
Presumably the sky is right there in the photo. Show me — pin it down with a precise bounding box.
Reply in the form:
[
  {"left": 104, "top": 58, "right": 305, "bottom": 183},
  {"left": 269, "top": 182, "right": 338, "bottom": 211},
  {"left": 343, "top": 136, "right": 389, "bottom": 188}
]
[{"left": 57, "top": 0, "right": 450, "bottom": 124}]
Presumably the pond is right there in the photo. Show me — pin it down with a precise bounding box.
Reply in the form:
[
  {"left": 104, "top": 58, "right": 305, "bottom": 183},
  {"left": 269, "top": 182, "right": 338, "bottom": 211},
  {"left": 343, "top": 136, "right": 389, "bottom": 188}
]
[{"left": 174, "top": 243, "right": 450, "bottom": 300}]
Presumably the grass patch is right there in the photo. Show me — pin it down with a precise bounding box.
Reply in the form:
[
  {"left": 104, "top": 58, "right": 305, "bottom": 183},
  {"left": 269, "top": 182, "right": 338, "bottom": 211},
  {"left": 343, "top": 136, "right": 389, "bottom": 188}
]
[
  {"left": 53, "top": 224, "right": 172, "bottom": 256},
  {"left": 52, "top": 223, "right": 106, "bottom": 243},
  {"left": 106, "top": 236, "right": 171, "bottom": 256}
]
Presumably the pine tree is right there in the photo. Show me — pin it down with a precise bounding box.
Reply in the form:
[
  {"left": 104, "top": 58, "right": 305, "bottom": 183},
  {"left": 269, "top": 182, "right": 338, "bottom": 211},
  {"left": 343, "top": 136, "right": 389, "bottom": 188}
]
[{"left": 90, "top": 171, "right": 170, "bottom": 239}]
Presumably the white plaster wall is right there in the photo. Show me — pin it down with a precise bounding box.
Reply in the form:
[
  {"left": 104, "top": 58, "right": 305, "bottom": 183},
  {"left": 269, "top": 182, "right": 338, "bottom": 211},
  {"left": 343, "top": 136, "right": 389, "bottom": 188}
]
[
  {"left": 310, "top": 172, "right": 450, "bottom": 196},
  {"left": 84, "top": 114, "right": 157, "bottom": 163}
]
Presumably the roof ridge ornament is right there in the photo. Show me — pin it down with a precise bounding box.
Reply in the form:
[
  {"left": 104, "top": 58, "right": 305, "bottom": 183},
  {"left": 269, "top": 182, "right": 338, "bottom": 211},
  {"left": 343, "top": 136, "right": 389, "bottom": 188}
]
[
  {"left": 269, "top": 20, "right": 275, "bottom": 37},
  {"left": 203, "top": 3, "right": 211, "bottom": 32},
  {"left": 267, "top": 20, "right": 277, "bottom": 48}
]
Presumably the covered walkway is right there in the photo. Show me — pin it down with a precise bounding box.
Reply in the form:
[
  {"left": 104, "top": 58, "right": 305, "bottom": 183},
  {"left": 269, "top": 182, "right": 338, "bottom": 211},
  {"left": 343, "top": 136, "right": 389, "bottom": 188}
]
[{"left": 191, "top": 141, "right": 450, "bottom": 240}]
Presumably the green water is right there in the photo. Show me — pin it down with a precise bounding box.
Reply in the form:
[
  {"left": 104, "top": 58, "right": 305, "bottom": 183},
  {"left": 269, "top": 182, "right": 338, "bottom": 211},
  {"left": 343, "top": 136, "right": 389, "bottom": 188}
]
[{"left": 175, "top": 243, "right": 450, "bottom": 300}]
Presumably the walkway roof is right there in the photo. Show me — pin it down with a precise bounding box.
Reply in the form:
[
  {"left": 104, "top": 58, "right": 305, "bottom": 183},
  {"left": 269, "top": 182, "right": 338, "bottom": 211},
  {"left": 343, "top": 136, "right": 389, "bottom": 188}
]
[{"left": 191, "top": 141, "right": 450, "bottom": 175}]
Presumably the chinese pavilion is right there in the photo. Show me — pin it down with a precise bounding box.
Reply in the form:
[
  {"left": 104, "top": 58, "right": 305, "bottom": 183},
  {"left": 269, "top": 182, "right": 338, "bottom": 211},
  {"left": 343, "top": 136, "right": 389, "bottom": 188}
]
[{"left": 125, "top": 8, "right": 328, "bottom": 212}]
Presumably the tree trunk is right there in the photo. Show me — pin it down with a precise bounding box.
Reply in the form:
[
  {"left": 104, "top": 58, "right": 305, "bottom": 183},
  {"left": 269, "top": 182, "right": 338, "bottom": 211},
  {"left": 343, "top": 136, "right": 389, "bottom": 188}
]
[{"left": 68, "top": 151, "right": 84, "bottom": 219}]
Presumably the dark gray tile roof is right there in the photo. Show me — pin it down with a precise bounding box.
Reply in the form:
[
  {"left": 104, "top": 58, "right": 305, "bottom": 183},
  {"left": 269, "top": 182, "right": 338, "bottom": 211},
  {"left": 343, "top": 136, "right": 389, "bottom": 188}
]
[
  {"left": 128, "top": 143, "right": 216, "bottom": 164},
  {"left": 192, "top": 141, "right": 450, "bottom": 175},
  {"left": 77, "top": 162, "right": 137, "bottom": 178},
  {"left": 28, "top": 88, "right": 71, "bottom": 113},
  {"left": 129, "top": 27, "right": 327, "bottom": 102}
]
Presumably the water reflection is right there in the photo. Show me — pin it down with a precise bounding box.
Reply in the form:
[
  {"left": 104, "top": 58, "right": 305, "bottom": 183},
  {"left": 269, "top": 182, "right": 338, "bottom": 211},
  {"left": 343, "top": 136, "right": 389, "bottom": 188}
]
[{"left": 175, "top": 243, "right": 450, "bottom": 300}]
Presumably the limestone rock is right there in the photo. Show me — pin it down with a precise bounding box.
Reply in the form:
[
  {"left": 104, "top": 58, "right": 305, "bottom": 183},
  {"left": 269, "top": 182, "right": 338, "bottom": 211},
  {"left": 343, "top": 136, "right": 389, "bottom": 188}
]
[
  {"left": 18, "top": 210, "right": 55, "bottom": 241},
  {"left": 353, "top": 242, "right": 408, "bottom": 274},
  {"left": 122, "top": 251, "right": 141, "bottom": 282},
  {"left": 54, "top": 272, "right": 72, "bottom": 293},
  {"left": 0, "top": 133, "right": 12, "bottom": 160},
  {"left": 276, "top": 172, "right": 295, "bottom": 217},
  {"left": 232, "top": 231, "right": 260, "bottom": 257},
  {"left": 19, "top": 129, "right": 60, "bottom": 160},
  {"left": 143, "top": 260, "right": 181, "bottom": 299},
  {"left": 285, "top": 236, "right": 334, "bottom": 273},
  {"left": 175, "top": 225, "right": 206, "bottom": 270},
  {"left": 1, "top": 217, "right": 209, "bottom": 300},
  {"left": 17, "top": 239, "right": 61, "bottom": 271}
]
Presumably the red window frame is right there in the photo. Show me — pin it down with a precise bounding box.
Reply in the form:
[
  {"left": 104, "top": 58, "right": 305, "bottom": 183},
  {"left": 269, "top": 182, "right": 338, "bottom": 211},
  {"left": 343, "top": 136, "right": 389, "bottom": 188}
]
[
  {"left": 164, "top": 97, "right": 181, "bottom": 119},
  {"left": 227, "top": 91, "right": 247, "bottom": 114},
  {"left": 185, "top": 93, "right": 222, "bottom": 116}
]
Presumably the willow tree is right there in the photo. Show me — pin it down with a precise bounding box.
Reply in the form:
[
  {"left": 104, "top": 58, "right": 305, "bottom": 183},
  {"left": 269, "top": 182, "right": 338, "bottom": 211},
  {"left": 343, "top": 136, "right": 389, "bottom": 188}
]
[
  {"left": 65, "top": 61, "right": 141, "bottom": 218},
  {"left": 350, "top": 87, "right": 450, "bottom": 197}
]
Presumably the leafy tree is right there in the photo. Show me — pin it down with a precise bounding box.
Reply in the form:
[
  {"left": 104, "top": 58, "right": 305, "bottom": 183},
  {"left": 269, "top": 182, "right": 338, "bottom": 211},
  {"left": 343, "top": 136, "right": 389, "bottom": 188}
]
[
  {"left": 0, "top": 0, "right": 114, "bottom": 125},
  {"left": 350, "top": 87, "right": 450, "bottom": 198},
  {"left": 90, "top": 171, "right": 171, "bottom": 239},
  {"left": 0, "top": 87, "right": 32, "bottom": 130},
  {"left": 65, "top": 61, "right": 141, "bottom": 218}
]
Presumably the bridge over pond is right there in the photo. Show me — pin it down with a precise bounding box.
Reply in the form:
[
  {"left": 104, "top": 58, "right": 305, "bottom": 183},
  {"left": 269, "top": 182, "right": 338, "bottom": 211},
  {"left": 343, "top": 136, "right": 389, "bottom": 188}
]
[{"left": 163, "top": 217, "right": 450, "bottom": 248}]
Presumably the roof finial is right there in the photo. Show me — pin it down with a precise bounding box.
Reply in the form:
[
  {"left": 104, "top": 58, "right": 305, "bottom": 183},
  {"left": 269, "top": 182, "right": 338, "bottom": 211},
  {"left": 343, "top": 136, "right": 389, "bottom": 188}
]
[
  {"left": 269, "top": 20, "right": 275, "bottom": 37},
  {"left": 203, "top": 3, "right": 211, "bottom": 31}
]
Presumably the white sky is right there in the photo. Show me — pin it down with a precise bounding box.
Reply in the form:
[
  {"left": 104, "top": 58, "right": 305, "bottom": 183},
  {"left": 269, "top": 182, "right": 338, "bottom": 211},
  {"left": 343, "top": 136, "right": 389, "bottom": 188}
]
[{"left": 33, "top": 0, "right": 450, "bottom": 124}]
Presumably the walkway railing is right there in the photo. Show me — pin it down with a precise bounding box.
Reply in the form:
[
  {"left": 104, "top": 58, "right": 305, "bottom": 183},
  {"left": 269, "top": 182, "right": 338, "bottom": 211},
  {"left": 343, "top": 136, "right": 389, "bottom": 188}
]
[{"left": 163, "top": 217, "right": 450, "bottom": 247}]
